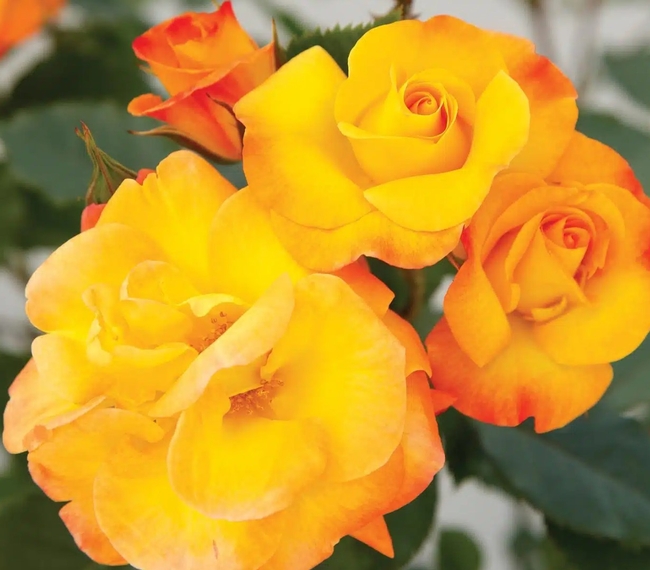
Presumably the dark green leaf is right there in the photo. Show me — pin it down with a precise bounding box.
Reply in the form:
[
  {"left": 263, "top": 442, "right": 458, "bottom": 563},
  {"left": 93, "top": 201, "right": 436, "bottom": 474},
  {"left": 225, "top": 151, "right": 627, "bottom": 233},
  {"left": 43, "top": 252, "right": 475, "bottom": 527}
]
[
  {"left": 411, "top": 261, "right": 454, "bottom": 339},
  {"left": 509, "top": 525, "right": 570, "bottom": 570},
  {"left": 477, "top": 411, "right": 650, "bottom": 545},
  {"left": 436, "top": 529, "right": 482, "bottom": 570},
  {"left": 604, "top": 50, "right": 650, "bottom": 109},
  {"left": 437, "top": 410, "right": 515, "bottom": 492},
  {"left": 576, "top": 111, "right": 650, "bottom": 192},
  {"left": 0, "top": 491, "right": 134, "bottom": 569},
  {"left": 601, "top": 335, "right": 650, "bottom": 417},
  {"left": 285, "top": 11, "right": 401, "bottom": 73},
  {"left": 548, "top": 520, "right": 650, "bottom": 570},
  {"left": 0, "top": 102, "right": 176, "bottom": 202},
  {"left": 15, "top": 187, "right": 84, "bottom": 249},
  {"left": 2, "top": 20, "right": 149, "bottom": 116},
  {"left": 317, "top": 478, "right": 437, "bottom": 569},
  {"left": 0, "top": 165, "right": 28, "bottom": 262},
  {"left": 0, "top": 351, "right": 29, "bottom": 430}
]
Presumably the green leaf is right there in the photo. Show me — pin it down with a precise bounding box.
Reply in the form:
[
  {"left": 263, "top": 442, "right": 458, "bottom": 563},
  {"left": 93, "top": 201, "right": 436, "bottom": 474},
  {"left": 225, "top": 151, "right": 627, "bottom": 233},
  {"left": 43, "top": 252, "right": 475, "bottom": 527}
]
[
  {"left": 0, "top": 102, "right": 176, "bottom": 203},
  {"left": 1, "top": 20, "right": 149, "bottom": 116},
  {"left": 436, "top": 529, "right": 482, "bottom": 570},
  {"left": 437, "top": 409, "right": 515, "bottom": 492},
  {"left": 604, "top": 50, "right": 650, "bottom": 109},
  {"left": 317, "top": 478, "right": 437, "bottom": 569},
  {"left": 0, "top": 351, "right": 29, "bottom": 431},
  {"left": 0, "top": 491, "right": 134, "bottom": 569},
  {"left": 601, "top": 335, "right": 650, "bottom": 417},
  {"left": 576, "top": 111, "right": 650, "bottom": 192},
  {"left": 285, "top": 11, "right": 401, "bottom": 74},
  {"left": 547, "top": 521, "right": 650, "bottom": 570},
  {"left": 476, "top": 410, "right": 650, "bottom": 546},
  {"left": 410, "top": 261, "right": 454, "bottom": 339}
]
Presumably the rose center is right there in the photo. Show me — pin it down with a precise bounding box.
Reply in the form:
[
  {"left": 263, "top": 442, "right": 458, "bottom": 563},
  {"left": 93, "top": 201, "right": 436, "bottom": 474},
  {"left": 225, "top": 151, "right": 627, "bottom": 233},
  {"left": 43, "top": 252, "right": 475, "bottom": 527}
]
[
  {"left": 228, "top": 377, "right": 284, "bottom": 416},
  {"left": 191, "top": 310, "right": 233, "bottom": 352},
  {"left": 404, "top": 87, "right": 444, "bottom": 116}
]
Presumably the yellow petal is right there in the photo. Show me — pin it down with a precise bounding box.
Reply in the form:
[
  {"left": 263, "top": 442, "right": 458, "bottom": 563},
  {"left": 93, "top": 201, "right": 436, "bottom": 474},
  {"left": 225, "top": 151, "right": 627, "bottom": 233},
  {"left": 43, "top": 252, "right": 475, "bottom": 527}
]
[
  {"left": 339, "top": 16, "right": 506, "bottom": 128},
  {"left": 339, "top": 117, "right": 470, "bottom": 184},
  {"left": 26, "top": 224, "right": 163, "bottom": 335},
  {"left": 270, "top": 209, "right": 463, "bottom": 271},
  {"left": 94, "top": 438, "right": 285, "bottom": 570},
  {"left": 534, "top": 264, "right": 650, "bottom": 365},
  {"left": 99, "top": 150, "right": 236, "bottom": 289},
  {"left": 263, "top": 274, "right": 406, "bottom": 482},
  {"left": 28, "top": 409, "right": 163, "bottom": 564},
  {"left": 168, "top": 383, "right": 327, "bottom": 520},
  {"left": 363, "top": 72, "right": 529, "bottom": 232},
  {"left": 3, "top": 360, "right": 103, "bottom": 454},
  {"left": 235, "top": 46, "right": 373, "bottom": 229},
  {"left": 31, "top": 333, "right": 108, "bottom": 403},
  {"left": 209, "top": 188, "right": 309, "bottom": 304}
]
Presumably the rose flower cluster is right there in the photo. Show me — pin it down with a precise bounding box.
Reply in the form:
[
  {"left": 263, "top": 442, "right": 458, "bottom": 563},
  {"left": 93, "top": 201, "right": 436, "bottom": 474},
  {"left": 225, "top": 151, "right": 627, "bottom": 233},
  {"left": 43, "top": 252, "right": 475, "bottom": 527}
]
[{"left": 3, "top": 3, "right": 650, "bottom": 569}]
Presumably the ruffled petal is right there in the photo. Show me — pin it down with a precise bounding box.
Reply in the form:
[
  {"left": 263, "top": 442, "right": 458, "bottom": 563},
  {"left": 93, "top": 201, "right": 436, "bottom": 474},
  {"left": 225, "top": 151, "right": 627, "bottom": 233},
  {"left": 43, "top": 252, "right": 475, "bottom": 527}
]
[
  {"left": 261, "top": 447, "right": 405, "bottom": 569},
  {"left": 427, "top": 317, "right": 613, "bottom": 432},
  {"left": 168, "top": 383, "right": 327, "bottom": 520},
  {"left": 270, "top": 209, "right": 463, "bottom": 271},
  {"left": 26, "top": 224, "right": 164, "bottom": 335},
  {"left": 94, "top": 438, "right": 285, "bottom": 570},
  {"left": 150, "top": 274, "right": 294, "bottom": 417},
  {"left": 263, "top": 274, "right": 406, "bottom": 482},
  {"left": 100, "top": 151, "right": 236, "bottom": 289}
]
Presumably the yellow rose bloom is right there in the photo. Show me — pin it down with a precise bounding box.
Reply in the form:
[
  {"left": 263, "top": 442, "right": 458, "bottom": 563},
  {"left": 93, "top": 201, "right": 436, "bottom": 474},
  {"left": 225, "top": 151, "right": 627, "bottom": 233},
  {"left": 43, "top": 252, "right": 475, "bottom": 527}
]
[
  {"left": 235, "top": 16, "right": 578, "bottom": 271},
  {"left": 3, "top": 151, "right": 444, "bottom": 569}
]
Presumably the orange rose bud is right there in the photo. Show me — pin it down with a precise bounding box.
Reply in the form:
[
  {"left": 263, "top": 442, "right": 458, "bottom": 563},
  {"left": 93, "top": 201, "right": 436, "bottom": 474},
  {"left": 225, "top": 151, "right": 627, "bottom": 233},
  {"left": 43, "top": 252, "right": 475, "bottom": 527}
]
[
  {"left": 0, "top": 0, "right": 66, "bottom": 56},
  {"left": 80, "top": 203, "right": 105, "bottom": 232},
  {"left": 128, "top": 2, "right": 276, "bottom": 163},
  {"left": 427, "top": 134, "right": 650, "bottom": 433}
]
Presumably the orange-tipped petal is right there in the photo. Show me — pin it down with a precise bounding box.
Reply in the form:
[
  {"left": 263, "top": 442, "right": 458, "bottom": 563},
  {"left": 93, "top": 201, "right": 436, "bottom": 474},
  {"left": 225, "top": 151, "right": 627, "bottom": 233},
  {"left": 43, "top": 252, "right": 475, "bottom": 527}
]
[
  {"left": 427, "top": 317, "right": 613, "bottom": 432},
  {"left": 350, "top": 517, "right": 394, "bottom": 558}
]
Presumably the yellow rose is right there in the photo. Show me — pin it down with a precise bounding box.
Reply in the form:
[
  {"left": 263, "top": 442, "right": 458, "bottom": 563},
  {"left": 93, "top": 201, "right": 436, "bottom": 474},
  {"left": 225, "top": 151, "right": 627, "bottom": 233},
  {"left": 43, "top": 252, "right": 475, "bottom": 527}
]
[
  {"left": 235, "top": 16, "right": 578, "bottom": 271},
  {"left": 3, "top": 151, "right": 444, "bottom": 569}
]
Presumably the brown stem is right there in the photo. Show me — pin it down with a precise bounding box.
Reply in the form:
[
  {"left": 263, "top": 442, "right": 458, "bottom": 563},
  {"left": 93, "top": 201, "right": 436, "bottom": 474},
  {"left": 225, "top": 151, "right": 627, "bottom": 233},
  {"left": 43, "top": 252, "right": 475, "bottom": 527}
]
[
  {"left": 392, "top": 0, "right": 415, "bottom": 19},
  {"left": 400, "top": 268, "right": 426, "bottom": 322}
]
